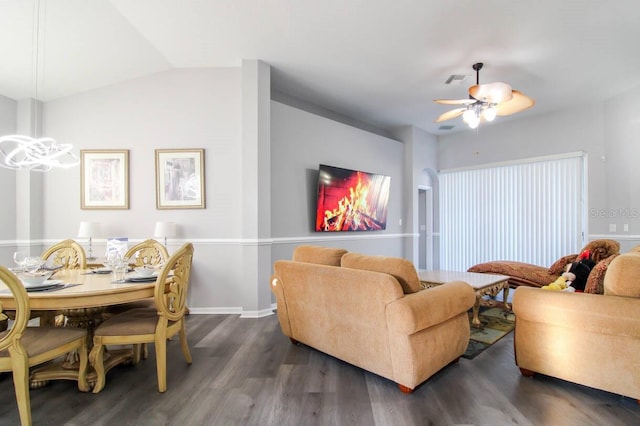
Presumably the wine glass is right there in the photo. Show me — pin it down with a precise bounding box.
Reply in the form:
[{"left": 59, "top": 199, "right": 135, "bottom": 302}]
[
  {"left": 13, "top": 251, "right": 26, "bottom": 272},
  {"left": 23, "top": 256, "right": 44, "bottom": 273},
  {"left": 105, "top": 251, "right": 123, "bottom": 270}
]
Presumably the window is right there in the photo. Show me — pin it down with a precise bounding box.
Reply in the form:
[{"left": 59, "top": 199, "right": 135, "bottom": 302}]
[{"left": 439, "top": 153, "right": 585, "bottom": 271}]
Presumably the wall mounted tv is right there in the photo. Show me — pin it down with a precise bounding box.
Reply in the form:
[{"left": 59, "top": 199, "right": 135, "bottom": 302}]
[{"left": 315, "top": 164, "right": 391, "bottom": 232}]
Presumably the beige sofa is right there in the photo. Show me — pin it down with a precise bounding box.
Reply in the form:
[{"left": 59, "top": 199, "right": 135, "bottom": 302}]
[
  {"left": 513, "top": 249, "right": 640, "bottom": 401},
  {"left": 270, "top": 246, "right": 475, "bottom": 393}
]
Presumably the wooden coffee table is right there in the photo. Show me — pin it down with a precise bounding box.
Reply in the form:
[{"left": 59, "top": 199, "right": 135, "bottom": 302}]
[{"left": 418, "top": 270, "right": 511, "bottom": 328}]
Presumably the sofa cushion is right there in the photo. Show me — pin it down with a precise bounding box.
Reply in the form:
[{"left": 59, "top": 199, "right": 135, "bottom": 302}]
[
  {"left": 341, "top": 253, "right": 421, "bottom": 294},
  {"left": 604, "top": 252, "right": 640, "bottom": 297},
  {"left": 292, "top": 245, "right": 347, "bottom": 266}
]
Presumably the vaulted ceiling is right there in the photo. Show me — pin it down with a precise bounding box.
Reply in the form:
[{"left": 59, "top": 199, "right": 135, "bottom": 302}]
[{"left": 1, "top": 0, "right": 639, "bottom": 135}]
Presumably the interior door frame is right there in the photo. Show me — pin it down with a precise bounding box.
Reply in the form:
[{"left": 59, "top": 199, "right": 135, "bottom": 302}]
[{"left": 418, "top": 185, "right": 433, "bottom": 270}]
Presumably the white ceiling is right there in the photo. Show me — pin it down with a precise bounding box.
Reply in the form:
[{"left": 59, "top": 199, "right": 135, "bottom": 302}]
[{"left": 1, "top": 0, "right": 639, "bottom": 135}]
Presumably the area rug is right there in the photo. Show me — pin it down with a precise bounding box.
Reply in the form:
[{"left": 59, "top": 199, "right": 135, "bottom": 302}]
[{"left": 463, "top": 307, "right": 515, "bottom": 359}]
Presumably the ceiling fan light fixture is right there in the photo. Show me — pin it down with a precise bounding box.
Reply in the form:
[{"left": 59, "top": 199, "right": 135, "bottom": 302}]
[
  {"left": 462, "top": 108, "right": 476, "bottom": 124},
  {"left": 463, "top": 108, "right": 480, "bottom": 128},
  {"left": 483, "top": 105, "right": 497, "bottom": 122}
]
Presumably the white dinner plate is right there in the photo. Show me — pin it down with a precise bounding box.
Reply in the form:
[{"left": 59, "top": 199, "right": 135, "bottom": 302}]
[
  {"left": 23, "top": 280, "right": 64, "bottom": 291},
  {"left": 125, "top": 275, "right": 157, "bottom": 283}
]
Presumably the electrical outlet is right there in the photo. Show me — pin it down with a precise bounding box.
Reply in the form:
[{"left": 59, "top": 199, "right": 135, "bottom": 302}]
[
  {"left": 624, "top": 224, "right": 629, "bottom": 232},
  {"left": 609, "top": 224, "right": 617, "bottom": 232}
]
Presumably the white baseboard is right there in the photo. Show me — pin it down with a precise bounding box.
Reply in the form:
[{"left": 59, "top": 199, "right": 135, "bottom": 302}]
[{"left": 187, "top": 306, "right": 275, "bottom": 318}]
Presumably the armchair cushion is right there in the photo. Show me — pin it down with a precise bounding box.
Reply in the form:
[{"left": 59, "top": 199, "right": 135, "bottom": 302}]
[{"left": 341, "top": 252, "right": 421, "bottom": 294}]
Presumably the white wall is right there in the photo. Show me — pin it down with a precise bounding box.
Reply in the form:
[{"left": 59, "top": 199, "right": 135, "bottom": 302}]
[
  {"left": 438, "top": 85, "right": 640, "bottom": 251},
  {"left": 32, "top": 67, "right": 251, "bottom": 313},
  {"left": 270, "top": 101, "right": 408, "bottom": 261}
]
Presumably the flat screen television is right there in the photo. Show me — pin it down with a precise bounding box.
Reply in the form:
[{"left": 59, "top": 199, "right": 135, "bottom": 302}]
[{"left": 315, "top": 164, "right": 391, "bottom": 232}]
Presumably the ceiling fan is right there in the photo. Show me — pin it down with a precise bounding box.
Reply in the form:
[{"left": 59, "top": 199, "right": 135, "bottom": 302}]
[{"left": 434, "top": 62, "right": 535, "bottom": 129}]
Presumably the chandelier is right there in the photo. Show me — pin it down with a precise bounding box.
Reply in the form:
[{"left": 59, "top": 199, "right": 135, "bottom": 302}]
[
  {"left": 0, "top": 135, "right": 79, "bottom": 171},
  {"left": 0, "top": 0, "right": 79, "bottom": 172}
]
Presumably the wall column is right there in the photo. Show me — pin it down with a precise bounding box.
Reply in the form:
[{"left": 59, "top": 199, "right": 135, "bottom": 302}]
[
  {"left": 15, "top": 99, "right": 43, "bottom": 254},
  {"left": 241, "top": 59, "right": 272, "bottom": 317}
]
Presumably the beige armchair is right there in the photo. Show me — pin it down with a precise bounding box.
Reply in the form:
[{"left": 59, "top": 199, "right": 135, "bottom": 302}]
[{"left": 513, "top": 248, "right": 640, "bottom": 401}]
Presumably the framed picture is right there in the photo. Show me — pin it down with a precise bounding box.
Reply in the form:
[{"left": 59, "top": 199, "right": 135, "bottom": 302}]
[
  {"left": 80, "top": 150, "right": 129, "bottom": 209},
  {"left": 155, "top": 148, "right": 205, "bottom": 209}
]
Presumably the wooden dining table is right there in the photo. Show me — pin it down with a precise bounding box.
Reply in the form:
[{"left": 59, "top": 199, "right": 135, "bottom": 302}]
[{"left": 0, "top": 268, "right": 158, "bottom": 390}]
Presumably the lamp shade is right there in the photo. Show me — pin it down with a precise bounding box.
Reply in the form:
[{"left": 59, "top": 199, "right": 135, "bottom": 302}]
[
  {"left": 77, "top": 221, "right": 102, "bottom": 238},
  {"left": 154, "top": 221, "right": 176, "bottom": 238}
]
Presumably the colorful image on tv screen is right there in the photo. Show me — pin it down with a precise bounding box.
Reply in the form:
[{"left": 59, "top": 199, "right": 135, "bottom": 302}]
[{"left": 315, "top": 164, "right": 390, "bottom": 232}]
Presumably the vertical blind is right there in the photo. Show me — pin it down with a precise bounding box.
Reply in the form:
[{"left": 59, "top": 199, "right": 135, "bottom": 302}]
[{"left": 439, "top": 154, "right": 585, "bottom": 271}]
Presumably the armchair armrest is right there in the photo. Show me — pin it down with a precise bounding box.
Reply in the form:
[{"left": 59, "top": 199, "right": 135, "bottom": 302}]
[
  {"left": 386, "top": 281, "right": 475, "bottom": 335},
  {"left": 513, "top": 286, "right": 640, "bottom": 335}
]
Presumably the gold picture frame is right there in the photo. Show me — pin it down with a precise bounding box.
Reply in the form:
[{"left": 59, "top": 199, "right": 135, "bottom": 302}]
[
  {"left": 80, "top": 150, "right": 129, "bottom": 210},
  {"left": 155, "top": 148, "right": 205, "bottom": 209}
]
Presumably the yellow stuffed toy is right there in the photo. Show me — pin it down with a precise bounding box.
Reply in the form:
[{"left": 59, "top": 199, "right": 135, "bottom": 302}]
[{"left": 541, "top": 275, "right": 574, "bottom": 291}]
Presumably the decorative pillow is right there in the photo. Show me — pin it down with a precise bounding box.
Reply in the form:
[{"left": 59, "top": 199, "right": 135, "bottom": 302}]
[
  {"left": 341, "top": 253, "right": 421, "bottom": 294},
  {"left": 292, "top": 245, "right": 347, "bottom": 266},
  {"left": 603, "top": 252, "right": 640, "bottom": 297},
  {"left": 584, "top": 254, "right": 618, "bottom": 294},
  {"left": 548, "top": 253, "right": 578, "bottom": 275},
  {"left": 580, "top": 239, "right": 620, "bottom": 263}
]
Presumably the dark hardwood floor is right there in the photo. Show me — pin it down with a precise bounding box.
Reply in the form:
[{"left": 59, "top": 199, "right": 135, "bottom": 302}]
[{"left": 1, "top": 313, "right": 639, "bottom": 425}]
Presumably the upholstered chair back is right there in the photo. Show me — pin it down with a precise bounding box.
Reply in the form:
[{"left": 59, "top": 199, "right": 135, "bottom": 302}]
[
  {"left": 341, "top": 253, "right": 421, "bottom": 294},
  {"left": 292, "top": 245, "right": 347, "bottom": 266}
]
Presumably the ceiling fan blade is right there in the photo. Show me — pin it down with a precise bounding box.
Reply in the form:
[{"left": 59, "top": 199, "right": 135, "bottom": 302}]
[
  {"left": 435, "top": 107, "right": 466, "bottom": 123},
  {"left": 434, "top": 98, "right": 476, "bottom": 106},
  {"left": 495, "top": 90, "right": 535, "bottom": 116},
  {"left": 469, "top": 82, "right": 513, "bottom": 104}
]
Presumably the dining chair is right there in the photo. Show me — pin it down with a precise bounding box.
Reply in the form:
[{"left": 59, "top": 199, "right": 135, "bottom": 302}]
[
  {"left": 0, "top": 266, "right": 89, "bottom": 426},
  {"left": 41, "top": 239, "right": 87, "bottom": 270},
  {"left": 125, "top": 239, "right": 169, "bottom": 268},
  {"left": 89, "top": 242, "right": 194, "bottom": 393},
  {"left": 38, "top": 239, "right": 87, "bottom": 326},
  {"left": 104, "top": 239, "right": 171, "bottom": 320}
]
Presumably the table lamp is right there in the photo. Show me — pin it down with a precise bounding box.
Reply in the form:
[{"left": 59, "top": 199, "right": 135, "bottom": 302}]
[
  {"left": 77, "top": 221, "right": 102, "bottom": 260},
  {"left": 154, "top": 221, "right": 176, "bottom": 247}
]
